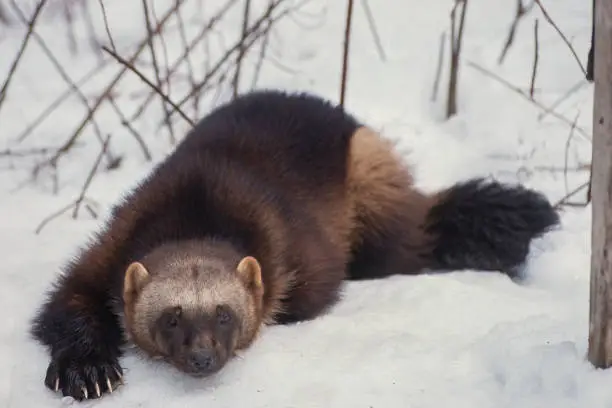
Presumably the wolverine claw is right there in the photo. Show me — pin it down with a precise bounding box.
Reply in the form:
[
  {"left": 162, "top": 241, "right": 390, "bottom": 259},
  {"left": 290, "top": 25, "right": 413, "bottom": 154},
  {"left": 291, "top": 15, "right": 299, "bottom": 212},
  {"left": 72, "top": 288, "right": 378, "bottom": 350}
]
[
  {"left": 43, "top": 352, "right": 124, "bottom": 400},
  {"left": 114, "top": 367, "right": 124, "bottom": 383}
]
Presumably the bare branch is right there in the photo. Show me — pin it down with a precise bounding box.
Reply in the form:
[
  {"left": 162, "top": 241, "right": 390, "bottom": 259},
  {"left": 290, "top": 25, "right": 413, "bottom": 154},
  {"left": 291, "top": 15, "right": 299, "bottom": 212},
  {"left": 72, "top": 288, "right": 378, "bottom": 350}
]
[
  {"left": 97, "top": 0, "right": 116, "bottom": 51},
  {"left": 563, "top": 111, "right": 581, "bottom": 197},
  {"left": 34, "top": 134, "right": 113, "bottom": 235},
  {"left": 498, "top": 0, "right": 535, "bottom": 64},
  {"left": 586, "top": 0, "right": 594, "bottom": 81},
  {"left": 15, "top": 60, "right": 110, "bottom": 143},
  {"left": 360, "top": 0, "right": 386, "bottom": 61},
  {"left": 35, "top": 201, "right": 84, "bottom": 235},
  {"left": 0, "top": 0, "right": 48, "bottom": 114},
  {"left": 233, "top": 0, "right": 252, "bottom": 98},
  {"left": 127, "top": 0, "right": 238, "bottom": 124},
  {"left": 174, "top": 0, "right": 199, "bottom": 116},
  {"left": 529, "top": 18, "right": 539, "bottom": 99},
  {"left": 142, "top": 0, "right": 176, "bottom": 144},
  {"left": 9, "top": 1, "right": 114, "bottom": 166},
  {"left": 553, "top": 180, "right": 590, "bottom": 208},
  {"left": 106, "top": 95, "right": 152, "bottom": 161},
  {"left": 466, "top": 60, "right": 591, "bottom": 140},
  {"left": 101, "top": 45, "right": 194, "bottom": 127},
  {"left": 446, "top": 0, "right": 469, "bottom": 118},
  {"left": 431, "top": 31, "right": 446, "bottom": 101},
  {"left": 533, "top": 0, "right": 587, "bottom": 76},
  {"left": 537, "top": 80, "right": 589, "bottom": 121},
  {"left": 250, "top": 2, "right": 274, "bottom": 89},
  {"left": 42, "top": 0, "right": 189, "bottom": 169},
  {"left": 339, "top": 0, "right": 355, "bottom": 107},
  {"left": 169, "top": 0, "right": 294, "bottom": 119}
]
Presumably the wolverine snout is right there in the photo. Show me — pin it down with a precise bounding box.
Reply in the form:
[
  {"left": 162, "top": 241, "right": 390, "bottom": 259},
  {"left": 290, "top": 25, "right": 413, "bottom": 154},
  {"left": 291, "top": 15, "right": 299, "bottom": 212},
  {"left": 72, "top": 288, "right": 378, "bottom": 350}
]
[{"left": 186, "top": 348, "right": 220, "bottom": 375}]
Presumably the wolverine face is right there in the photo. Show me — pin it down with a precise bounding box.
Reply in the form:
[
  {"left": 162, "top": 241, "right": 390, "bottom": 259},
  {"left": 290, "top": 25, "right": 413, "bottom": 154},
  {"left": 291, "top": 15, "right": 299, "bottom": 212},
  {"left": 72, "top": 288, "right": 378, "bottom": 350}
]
[
  {"left": 151, "top": 303, "right": 240, "bottom": 376},
  {"left": 122, "top": 249, "right": 264, "bottom": 378}
]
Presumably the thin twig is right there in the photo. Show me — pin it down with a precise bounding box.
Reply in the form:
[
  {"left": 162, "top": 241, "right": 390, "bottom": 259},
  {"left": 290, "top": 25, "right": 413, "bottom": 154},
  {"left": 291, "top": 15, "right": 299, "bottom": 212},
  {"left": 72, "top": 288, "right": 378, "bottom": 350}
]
[
  {"left": 97, "top": 0, "right": 116, "bottom": 51},
  {"left": 15, "top": 60, "right": 111, "bottom": 143},
  {"left": 339, "top": 0, "right": 355, "bottom": 107},
  {"left": 101, "top": 45, "right": 195, "bottom": 127},
  {"left": 169, "top": 0, "right": 294, "bottom": 118},
  {"left": 72, "top": 133, "right": 113, "bottom": 219},
  {"left": 537, "top": 80, "right": 589, "bottom": 121},
  {"left": 127, "top": 0, "right": 238, "bottom": 124},
  {"left": 9, "top": 1, "right": 113, "bottom": 166},
  {"left": 447, "top": 0, "right": 469, "bottom": 118},
  {"left": 106, "top": 95, "right": 152, "bottom": 161},
  {"left": 553, "top": 180, "right": 590, "bottom": 209},
  {"left": 586, "top": 0, "right": 594, "bottom": 81},
  {"left": 35, "top": 201, "right": 81, "bottom": 234},
  {"left": 250, "top": 2, "right": 274, "bottom": 89},
  {"left": 586, "top": 164, "right": 592, "bottom": 204},
  {"left": 563, "top": 111, "right": 580, "bottom": 197},
  {"left": 498, "top": 0, "right": 535, "bottom": 64},
  {"left": 149, "top": 2, "right": 172, "bottom": 93},
  {"left": 431, "top": 31, "right": 446, "bottom": 102},
  {"left": 529, "top": 18, "right": 539, "bottom": 99},
  {"left": 41, "top": 0, "right": 188, "bottom": 169},
  {"left": 533, "top": 0, "right": 587, "bottom": 76},
  {"left": 142, "top": 0, "right": 176, "bottom": 144},
  {"left": 0, "top": 0, "right": 48, "bottom": 113},
  {"left": 0, "top": 146, "right": 66, "bottom": 158},
  {"left": 360, "top": 0, "right": 386, "bottom": 61},
  {"left": 233, "top": 0, "right": 252, "bottom": 98},
  {"left": 174, "top": 0, "right": 199, "bottom": 116},
  {"left": 62, "top": 0, "right": 77, "bottom": 55},
  {"left": 81, "top": 0, "right": 104, "bottom": 61},
  {"left": 466, "top": 60, "right": 591, "bottom": 140}
]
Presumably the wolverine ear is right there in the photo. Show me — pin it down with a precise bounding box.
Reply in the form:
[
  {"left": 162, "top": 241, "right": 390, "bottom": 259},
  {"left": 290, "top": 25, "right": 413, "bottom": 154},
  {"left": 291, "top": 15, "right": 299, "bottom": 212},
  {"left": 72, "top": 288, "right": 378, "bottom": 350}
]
[
  {"left": 236, "top": 256, "right": 263, "bottom": 290},
  {"left": 124, "top": 261, "right": 150, "bottom": 301}
]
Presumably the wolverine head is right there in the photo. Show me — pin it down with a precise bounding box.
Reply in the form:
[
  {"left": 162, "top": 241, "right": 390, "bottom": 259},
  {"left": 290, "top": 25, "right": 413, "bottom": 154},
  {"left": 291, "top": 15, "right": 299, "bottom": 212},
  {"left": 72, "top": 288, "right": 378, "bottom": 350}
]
[{"left": 122, "top": 243, "right": 264, "bottom": 377}]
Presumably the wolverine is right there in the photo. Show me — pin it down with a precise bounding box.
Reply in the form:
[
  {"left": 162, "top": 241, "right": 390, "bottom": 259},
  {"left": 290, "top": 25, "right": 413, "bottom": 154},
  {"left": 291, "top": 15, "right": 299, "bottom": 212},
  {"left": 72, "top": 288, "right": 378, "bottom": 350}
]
[{"left": 29, "top": 90, "right": 560, "bottom": 401}]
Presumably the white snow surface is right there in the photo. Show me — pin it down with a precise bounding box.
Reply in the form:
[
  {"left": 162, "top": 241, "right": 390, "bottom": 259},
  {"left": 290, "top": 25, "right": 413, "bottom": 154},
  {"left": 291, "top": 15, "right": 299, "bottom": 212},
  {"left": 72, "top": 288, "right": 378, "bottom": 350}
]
[{"left": 0, "top": 0, "right": 602, "bottom": 407}]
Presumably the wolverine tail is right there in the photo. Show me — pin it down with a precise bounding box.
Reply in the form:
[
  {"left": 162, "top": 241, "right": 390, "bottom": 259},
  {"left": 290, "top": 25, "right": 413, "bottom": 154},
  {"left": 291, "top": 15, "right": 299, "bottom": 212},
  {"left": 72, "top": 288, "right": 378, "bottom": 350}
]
[{"left": 422, "top": 178, "right": 560, "bottom": 278}]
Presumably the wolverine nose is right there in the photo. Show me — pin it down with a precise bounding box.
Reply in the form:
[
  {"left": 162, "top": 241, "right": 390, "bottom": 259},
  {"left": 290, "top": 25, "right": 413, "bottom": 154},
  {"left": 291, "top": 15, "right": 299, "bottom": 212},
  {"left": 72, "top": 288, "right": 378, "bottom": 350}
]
[{"left": 188, "top": 350, "right": 217, "bottom": 374}]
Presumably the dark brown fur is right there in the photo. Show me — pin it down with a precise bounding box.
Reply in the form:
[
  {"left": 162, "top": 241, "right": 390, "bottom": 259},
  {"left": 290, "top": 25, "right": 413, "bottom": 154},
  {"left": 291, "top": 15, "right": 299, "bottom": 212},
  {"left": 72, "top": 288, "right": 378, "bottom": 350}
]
[{"left": 29, "top": 90, "right": 559, "bottom": 401}]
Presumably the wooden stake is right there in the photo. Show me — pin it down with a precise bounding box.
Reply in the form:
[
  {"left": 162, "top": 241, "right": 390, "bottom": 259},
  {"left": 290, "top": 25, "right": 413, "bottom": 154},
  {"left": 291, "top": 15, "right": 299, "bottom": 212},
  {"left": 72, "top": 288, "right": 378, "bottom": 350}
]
[{"left": 588, "top": 0, "right": 612, "bottom": 369}]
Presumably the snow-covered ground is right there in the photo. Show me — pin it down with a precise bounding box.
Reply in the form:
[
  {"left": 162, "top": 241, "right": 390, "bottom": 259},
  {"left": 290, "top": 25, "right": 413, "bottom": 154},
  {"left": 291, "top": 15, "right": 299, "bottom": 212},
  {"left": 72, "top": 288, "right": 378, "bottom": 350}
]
[{"left": 0, "top": 0, "right": 601, "bottom": 407}]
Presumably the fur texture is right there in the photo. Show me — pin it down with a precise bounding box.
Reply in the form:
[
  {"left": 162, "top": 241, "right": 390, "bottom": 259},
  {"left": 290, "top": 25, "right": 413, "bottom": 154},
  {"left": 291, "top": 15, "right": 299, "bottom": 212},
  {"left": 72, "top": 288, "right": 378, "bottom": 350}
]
[{"left": 29, "top": 90, "right": 559, "bottom": 401}]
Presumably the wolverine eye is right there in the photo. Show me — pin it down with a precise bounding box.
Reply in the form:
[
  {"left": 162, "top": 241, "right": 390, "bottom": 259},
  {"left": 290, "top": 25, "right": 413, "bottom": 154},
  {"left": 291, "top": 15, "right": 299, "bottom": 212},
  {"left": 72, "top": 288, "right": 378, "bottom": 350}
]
[{"left": 216, "top": 305, "right": 232, "bottom": 325}]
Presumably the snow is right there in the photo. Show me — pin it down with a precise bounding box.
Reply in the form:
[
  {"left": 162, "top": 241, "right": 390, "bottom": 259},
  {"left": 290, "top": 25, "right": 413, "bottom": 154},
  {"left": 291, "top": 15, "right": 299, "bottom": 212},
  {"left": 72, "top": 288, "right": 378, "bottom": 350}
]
[{"left": 0, "top": 0, "right": 601, "bottom": 407}]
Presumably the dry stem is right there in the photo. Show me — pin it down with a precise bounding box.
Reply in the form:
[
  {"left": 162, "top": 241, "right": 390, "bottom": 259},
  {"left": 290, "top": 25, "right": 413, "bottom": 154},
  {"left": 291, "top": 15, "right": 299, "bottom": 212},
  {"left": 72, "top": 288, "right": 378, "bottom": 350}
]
[
  {"left": 466, "top": 60, "right": 591, "bottom": 140},
  {"left": 40, "top": 0, "right": 188, "bottom": 170},
  {"left": 127, "top": 0, "right": 239, "bottom": 124},
  {"left": 9, "top": 1, "right": 114, "bottom": 167},
  {"left": 0, "top": 0, "right": 48, "bottom": 114},
  {"left": 142, "top": 0, "right": 176, "bottom": 144},
  {"left": 498, "top": 0, "right": 535, "bottom": 64},
  {"left": 339, "top": 0, "right": 354, "bottom": 107},
  {"left": 529, "top": 18, "right": 539, "bottom": 99},
  {"left": 533, "top": 0, "right": 587, "bottom": 76},
  {"left": 101, "top": 45, "right": 194, "bottom": 127},
  {"left": 447, "top": 0, "right": 468, "bottom": 118},
  {"left": 431, "top": 31, "right": 446, "bottom": 101},
  {"left": 233, "top": 0, "right": 252, "bottom": 98},
  {"left": 97, "top": 0, "right": 116, "bottom": 51},
  {"left": 360, "top": 0, "right": 386, "bottom": 61}
]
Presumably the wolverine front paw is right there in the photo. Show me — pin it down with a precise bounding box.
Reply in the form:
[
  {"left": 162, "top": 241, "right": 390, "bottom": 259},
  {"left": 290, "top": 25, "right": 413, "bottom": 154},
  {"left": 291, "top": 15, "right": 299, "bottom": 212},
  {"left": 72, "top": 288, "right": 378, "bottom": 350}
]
[{"left": 44, "top": 352, "right": 124, "bottom": 400}]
